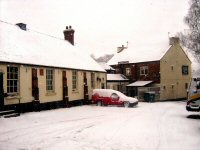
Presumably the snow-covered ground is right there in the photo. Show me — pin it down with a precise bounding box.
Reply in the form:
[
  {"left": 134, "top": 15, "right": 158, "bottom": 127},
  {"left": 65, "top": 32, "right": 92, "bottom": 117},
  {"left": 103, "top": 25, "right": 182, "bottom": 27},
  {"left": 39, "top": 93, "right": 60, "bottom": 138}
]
[{"left": 0, "top": 101, "right": 199, "bottom": 150}]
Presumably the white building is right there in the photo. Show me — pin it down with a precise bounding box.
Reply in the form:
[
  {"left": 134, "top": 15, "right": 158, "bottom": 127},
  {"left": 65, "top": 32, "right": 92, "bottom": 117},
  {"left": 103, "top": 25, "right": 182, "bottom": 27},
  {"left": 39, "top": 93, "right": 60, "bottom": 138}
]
[{"left": 0, "top": 21, "right": 106, "bottom": 111}]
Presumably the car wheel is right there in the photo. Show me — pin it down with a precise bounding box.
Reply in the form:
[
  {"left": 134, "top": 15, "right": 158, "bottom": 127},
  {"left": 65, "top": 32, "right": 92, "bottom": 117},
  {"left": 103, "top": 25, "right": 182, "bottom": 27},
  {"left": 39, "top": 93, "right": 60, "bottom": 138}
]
[
  {"left": 124, "top": 101, "right": 130, "bottom": 108},
  {"left": 97, "top": 101, "right": 102, "bottom": 106}
]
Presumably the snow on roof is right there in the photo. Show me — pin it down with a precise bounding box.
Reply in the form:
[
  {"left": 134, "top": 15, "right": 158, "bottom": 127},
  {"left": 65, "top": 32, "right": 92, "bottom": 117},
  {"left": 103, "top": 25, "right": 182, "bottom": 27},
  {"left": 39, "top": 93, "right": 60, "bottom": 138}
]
[
  {"left": 99, "top": 62, "right": 115, "bottom": 70},
  {"left": 0, "top": 22, "right": 105, "bottom": 72},
  {"left": 107, "top": 74, "right": 129, "bottom": 81},
  {"left": 108, "top": 39, "right": 171, "bottom": 65},
  {"left": 127, "top": 81, "right": 153, "bottom": 87}
]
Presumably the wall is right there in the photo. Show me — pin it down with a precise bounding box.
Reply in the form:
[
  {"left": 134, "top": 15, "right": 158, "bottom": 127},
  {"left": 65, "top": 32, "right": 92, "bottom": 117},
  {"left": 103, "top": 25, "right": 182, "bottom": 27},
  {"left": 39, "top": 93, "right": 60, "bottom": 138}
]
[
  {"left": 135, "top": 62, "right": 160, "bottom": 83},
  {"left": 110, "top": 43, "right": 191, "bottom": 101},
  {"left": 160, "top": 44, "right": 191, "bottom": 100},
  {"left": 107, "top": 81, "right": 129, "bottom": 94},
  {"left": 111, "top": 61, "right": 160, "bottom": 83},
  {"left": 87, "top": 72, "right": 106, "bottom": 99},
  {"left": 0, "top": 64, "right": 106, "bottom": 105}
]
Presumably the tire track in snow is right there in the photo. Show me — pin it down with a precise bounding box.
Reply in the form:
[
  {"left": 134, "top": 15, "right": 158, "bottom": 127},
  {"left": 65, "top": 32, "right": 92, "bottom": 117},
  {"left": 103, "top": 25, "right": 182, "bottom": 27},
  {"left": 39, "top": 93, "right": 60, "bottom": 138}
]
[
  {"left": 100, "top": 108, "right": 144, "bottom": 149},
  {"left": 0, "top": 114, "right": 106, "bottom": 145},
  {"left": 0, "top": 114, "right": 105, "bottom": 137},
  {"left": 149, "top": 103, "right": 171, "bottom": 150}
]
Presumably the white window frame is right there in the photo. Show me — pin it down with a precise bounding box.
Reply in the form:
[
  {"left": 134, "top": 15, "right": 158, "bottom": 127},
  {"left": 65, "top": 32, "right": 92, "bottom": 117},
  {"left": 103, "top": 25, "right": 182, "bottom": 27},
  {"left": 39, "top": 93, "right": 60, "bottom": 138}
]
[
  {"left": 140, "top": 66, "right": 148, "bottom": 75},
  {"left": 115, "top": 68, "right": 119, "bottom": 73},
  {"left": 126, "top": 68, "right": 131, "bottom": 76},
  {"left": 46, "top": 69, "right": 54, "bottom": 92},
  {"left": 7, "top": 66, "right": 19, "bottom": 94},
  {"left": 72, "top": 70, "right": 78, "bottom": 90}
]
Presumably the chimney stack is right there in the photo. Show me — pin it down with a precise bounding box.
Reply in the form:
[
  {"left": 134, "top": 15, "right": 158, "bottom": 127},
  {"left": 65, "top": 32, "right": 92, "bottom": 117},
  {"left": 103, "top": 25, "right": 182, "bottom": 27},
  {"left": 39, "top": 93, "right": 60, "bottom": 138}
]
[
  {"left": 63, "top": 25, "right": 75, "bottom": 45},
  {"left": 169, "top": 37, "right": 180, "bottom": 45},
  {"left": 16, "top": 23, "right": 27, "bottom": 31},
  {"left": 117, "top": 45, "right": 127, "bottom": 53}
]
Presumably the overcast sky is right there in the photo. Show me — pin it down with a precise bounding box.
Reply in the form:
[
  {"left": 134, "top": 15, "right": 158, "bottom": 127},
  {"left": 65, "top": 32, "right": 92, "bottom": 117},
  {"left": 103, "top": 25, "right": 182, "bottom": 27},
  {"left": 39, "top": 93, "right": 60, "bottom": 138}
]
[{"left": 0, "top": 0, "right": 189, "bottom": 57}]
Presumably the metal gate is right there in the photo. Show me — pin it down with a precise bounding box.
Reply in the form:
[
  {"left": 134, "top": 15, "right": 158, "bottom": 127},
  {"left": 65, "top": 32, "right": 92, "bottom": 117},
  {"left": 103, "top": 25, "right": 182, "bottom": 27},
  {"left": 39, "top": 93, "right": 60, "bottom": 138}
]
[{"left": 138, "top": 87, "right": 160, "bottom": 101}]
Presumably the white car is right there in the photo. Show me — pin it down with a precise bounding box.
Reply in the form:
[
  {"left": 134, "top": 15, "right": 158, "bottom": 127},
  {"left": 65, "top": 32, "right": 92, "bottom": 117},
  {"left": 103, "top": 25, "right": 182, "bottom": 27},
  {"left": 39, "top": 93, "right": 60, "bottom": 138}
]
[{"left": 92, "top": 89, "right": 138, "bottom": 107}]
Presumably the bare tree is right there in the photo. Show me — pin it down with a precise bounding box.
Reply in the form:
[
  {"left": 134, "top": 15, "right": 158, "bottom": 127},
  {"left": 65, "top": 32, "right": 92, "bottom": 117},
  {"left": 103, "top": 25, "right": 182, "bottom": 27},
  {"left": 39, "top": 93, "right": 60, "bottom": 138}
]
[{"left": 179, "top": 0, "right": 200, "bottom": 61}]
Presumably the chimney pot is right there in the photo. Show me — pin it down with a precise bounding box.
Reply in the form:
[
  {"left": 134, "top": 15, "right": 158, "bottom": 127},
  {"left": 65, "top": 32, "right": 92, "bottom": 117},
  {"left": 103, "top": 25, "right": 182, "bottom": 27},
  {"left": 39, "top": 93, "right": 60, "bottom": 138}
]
[
  {"left": 16, "top": 23, "right": 27, "bottom": 31},
  {"left": 169, "top": 37, "right": 180, "bottom": 45},
  {"left": 117, "top": 44, "right": 127, "bottom": 53},
  {"left": 63, "top": 25, "right": 75, "bottom": 45}
]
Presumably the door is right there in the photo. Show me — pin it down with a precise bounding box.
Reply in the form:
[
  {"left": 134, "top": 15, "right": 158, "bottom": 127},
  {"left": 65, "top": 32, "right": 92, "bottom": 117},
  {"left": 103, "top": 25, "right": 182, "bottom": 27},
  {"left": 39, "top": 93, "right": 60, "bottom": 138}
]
[
  {"left": 62, "top": 71, "right": 68, "bottom": 106},
  {"left": 32, "top": 68, "right": 39, "bottom": 100},
  {"left": 0, "top": 73, "right": 4, "bottom": 108},
  {"left": 83, "top": 72, "right": 88, "bottom": 100}
]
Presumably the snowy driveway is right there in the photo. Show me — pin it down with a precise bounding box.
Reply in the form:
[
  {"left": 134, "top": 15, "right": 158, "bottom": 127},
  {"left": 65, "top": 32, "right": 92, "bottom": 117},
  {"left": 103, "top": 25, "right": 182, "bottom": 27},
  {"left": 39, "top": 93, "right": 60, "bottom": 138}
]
[{"left": 0, "top": 101, "right": 200, "bottom": 150}]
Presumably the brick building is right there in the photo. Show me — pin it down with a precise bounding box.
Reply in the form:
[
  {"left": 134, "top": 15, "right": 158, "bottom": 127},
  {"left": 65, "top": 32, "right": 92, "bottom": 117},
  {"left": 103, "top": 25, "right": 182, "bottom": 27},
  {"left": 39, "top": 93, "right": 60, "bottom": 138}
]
[{"left": 108, "top": 37, "right": 191, "bottom": 101}]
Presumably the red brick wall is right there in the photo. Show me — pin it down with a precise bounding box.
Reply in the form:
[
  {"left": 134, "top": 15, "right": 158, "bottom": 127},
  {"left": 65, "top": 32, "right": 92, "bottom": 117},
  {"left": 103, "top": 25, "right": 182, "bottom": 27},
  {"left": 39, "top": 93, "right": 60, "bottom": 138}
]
[
  {"left": 136, "top": 62, "right": 160, "bottom": 83},
  {"left": 111, "top": 61, "right": 160, "bottom": 83}
]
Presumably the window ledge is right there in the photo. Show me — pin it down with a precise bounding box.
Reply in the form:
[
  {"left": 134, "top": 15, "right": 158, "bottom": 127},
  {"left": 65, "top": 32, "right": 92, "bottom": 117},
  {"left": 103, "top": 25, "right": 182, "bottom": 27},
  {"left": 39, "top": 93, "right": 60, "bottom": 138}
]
[
  {"left": 6, "top": 95, "right": 21, "bottom": 100},
  {"left": 72, "top": 90, "right": 79, "bottom": 93},
  {"left": 46, "top": 91, "right": 56, "bottom": 96}
]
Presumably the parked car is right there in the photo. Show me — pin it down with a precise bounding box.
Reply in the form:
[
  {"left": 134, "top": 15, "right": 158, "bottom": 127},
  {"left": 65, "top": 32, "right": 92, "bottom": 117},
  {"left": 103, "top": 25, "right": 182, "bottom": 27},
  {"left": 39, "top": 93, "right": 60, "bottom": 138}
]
[{"left": 91, "top": 89, "right": 138, "bottom": 107}]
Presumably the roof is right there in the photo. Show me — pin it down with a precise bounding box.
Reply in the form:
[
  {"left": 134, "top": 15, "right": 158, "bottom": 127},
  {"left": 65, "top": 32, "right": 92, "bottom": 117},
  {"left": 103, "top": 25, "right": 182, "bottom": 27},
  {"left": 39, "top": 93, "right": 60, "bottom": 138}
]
[
  {"left": 107, "top": 74, "right": 129, "bottom": 81},
  {"left": 108, "top": 39, "right": 171, "bottom": 65},
  {"left": 0, "top": 22, "right": 105, "bottom": 72},
  {"left": 126, "top": 81, "right": 153, "bottom": 87},
  {"left": 99, "top": 62, "right": 115, "bottom": 71}
]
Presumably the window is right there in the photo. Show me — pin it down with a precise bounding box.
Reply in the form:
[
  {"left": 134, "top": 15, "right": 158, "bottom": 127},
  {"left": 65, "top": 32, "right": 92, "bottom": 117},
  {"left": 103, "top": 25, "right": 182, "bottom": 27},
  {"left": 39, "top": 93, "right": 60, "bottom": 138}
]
[
  {"left": 196, "top": 81, "right": 200, "bottom": 90},
  {"left": 171, "top": 65, "right": 174, "bottom": 71},
  {"left": 163, "top": 86, "right": 166, "bottom": 90},
  {"left": 182, "top": 66, "right": 189, "bottom": 75},
  {"left": 46, "top": 69, "right": 54, "bottom": 91},
  {"left": 140, "top": 66, "right": 148, "bottom": 75},
  {"left": 126, "top": 68, "right": 131, "bottom": 76},
  {"left": 72, "top": 70, "right": 78, "bottom": 90},
  {"left": 7, "top": 66, "right": 19, "bottom": 93},
  {"left": 111, "top": 93, "right": 119, "bottom": 101},
  {"left": 91, "top": 73, "right": 95, "bottom": 88}
]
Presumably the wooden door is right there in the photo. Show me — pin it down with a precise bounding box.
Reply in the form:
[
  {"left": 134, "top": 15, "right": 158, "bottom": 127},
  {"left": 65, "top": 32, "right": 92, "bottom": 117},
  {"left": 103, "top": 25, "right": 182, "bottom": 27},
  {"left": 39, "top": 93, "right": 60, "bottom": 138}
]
[
  {"left": 0, "top": 73, "right": 4, "bottom": 109},
  {"left": 62, "top": 71, "right": 68, "bottom": 106},
  {"left": 32, "top": 68, "right": 39, "bottom": 100},
  {"left": 83, "top": 72, "right": 88, "bottom": 100}
]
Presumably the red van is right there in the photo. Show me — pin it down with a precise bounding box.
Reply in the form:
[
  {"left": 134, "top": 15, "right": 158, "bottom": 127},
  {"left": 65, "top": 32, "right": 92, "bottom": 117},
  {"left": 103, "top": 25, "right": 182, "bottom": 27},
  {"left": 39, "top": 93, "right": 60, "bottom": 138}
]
[{"left": 92, "top": 89, "right": 138, "bottom": 107}]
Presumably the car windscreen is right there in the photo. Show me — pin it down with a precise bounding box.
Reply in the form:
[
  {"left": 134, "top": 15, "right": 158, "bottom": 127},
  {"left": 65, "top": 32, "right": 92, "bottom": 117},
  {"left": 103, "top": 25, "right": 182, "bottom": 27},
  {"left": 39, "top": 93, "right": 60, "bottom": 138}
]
[{"left": 114, "top": 91, "right": 127, "bottom": 99}]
